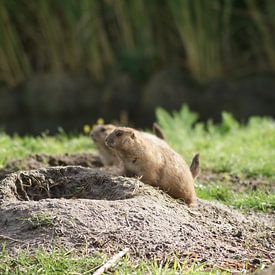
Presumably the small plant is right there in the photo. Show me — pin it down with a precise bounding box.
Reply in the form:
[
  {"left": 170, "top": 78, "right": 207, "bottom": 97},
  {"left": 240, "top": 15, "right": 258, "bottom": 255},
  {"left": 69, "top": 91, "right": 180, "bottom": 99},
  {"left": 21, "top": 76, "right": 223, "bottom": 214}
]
[{"left": 20, "top": 212, "right": 56, "bottom": 229}]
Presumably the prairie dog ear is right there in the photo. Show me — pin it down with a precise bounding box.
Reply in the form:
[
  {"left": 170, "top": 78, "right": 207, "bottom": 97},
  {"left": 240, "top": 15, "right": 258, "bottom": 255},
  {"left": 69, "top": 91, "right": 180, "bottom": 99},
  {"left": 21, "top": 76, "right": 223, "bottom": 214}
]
[{"left": 131, "top": 131, "right": 136, "bottom": 139}]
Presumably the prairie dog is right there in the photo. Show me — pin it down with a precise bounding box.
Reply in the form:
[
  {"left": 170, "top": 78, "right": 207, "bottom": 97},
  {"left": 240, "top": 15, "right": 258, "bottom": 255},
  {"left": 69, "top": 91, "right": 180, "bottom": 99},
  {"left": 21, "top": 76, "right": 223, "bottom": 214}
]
[
  {"left": 91, "top": 123, "right": 166, "bottom": 166},
  {"left": 90, "top": 124, "right": 120, "bottom": 166},
  {"left": 105, "top": 127, "right": 197, "bottom": 206},
  {"left": 152, "top": 122, "right": 165, "bottom": 140},
  {"left": 190, "top": 153, "right": 200, "bottom": 179}
]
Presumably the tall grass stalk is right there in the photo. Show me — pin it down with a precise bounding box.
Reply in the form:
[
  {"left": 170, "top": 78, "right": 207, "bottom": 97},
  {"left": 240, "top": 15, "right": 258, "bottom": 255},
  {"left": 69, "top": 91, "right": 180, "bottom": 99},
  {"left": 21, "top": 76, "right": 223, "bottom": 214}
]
[
  {"left": 0, "top": 1, "right": 31, "bottom": 86},
  {"left": 0, "top": 0, "right": 275, "bottom": 86},
  {"left": 246, "top": 0, "right": 275, "bottom": 70},
  {"left": 79, "top": 0, "right": 115, "bottom": 80},
  {"left": 168, "top": 0, "right": 232, "bottom": 82}
]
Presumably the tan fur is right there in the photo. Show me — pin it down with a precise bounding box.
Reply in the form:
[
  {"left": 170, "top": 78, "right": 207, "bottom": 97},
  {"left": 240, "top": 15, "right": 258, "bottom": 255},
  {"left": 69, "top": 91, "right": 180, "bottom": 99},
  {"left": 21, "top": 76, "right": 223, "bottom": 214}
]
[
  {"left": 190, "top": 153, "right": 200, "bottom": 179},
  {"left": 105, "top": 127, "right": 197, "bottom": 206},
  {"left": 90, "top": 124, "right": 120, "bottom": 166}
]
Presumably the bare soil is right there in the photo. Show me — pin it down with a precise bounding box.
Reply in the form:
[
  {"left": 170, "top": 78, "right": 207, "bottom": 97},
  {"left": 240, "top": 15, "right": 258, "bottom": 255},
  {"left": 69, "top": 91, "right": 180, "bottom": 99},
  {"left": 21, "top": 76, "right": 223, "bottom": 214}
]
[
  {"left": 0, "top": 153, "right": 102, "bottom": 181},
  {"left": 0, "top": 154, "right": 274, "bottom": 273},
  {"left": 200, "top": 170, "right": 274, "bottom": 193}
]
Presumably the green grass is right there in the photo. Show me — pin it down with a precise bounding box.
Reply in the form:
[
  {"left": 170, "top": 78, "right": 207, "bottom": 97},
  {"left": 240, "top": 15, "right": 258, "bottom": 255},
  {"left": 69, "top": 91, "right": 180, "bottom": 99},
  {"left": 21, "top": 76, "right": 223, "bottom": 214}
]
[
  {"left": 0, "top": 132, "right": 93, "bottom": 168},
  {"left": 19, "top": 212, "right": 57, "bottom": 229},
  {"left": 0, "top": 246, "right": 229, "bottom": 275},
  {"left": 196, "top": 183, "right": 275, "bottom": 212},
  {"left": 156, "top": 105, "right": 275, "bottom": 178}
]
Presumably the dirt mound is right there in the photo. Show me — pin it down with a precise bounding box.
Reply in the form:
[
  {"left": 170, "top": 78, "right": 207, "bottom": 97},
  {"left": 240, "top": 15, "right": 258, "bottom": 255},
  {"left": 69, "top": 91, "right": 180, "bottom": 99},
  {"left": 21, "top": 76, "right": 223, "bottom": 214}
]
[
  {"left": 0, "top": 166, "right": 137, "bottom": 202},
  {"left": 0, "top": 166, "right": 274, "bottom": 272}
]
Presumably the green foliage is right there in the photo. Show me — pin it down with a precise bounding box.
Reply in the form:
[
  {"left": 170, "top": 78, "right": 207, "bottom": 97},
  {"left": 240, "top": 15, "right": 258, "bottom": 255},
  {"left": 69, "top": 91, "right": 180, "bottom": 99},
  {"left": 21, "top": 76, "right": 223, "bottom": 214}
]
[
  {"left": 0, "top": 0, "right": 275, "bottom": 85},
  {"left": 156, "top": 105, "right": 275, "bottom": 178},
  {"left": 167, "top": 0, "right": 232, "bottom": 82},
  {"left": 0, "top": 132, "right": 93, "bottom": 167},
  {"left": 246, "top": 0, "right": 275, "bottom": 69},
  {"left": 0, "top": 247, "right": 229, "bottom": 274},
  {"left": 219, "top": 112, "right": 240, "bottom": 134},
  {"left": 197, "top": 184, "right": 231, "bottom": 202},
  {"left": 0, "top": 247, "right": 105, "bottom": 274},
  {"left": 197, "top": 184, "right": 275, "bottom": 212},
  {"left": 19, "top": 213, "right": 56, "bottom": 229}
]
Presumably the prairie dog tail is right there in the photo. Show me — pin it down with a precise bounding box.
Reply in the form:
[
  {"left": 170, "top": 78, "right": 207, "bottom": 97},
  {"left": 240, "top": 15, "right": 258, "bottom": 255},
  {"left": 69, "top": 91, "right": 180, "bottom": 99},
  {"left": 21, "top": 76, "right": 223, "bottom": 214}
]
[
  {"left": 152, "top": 123, "right": 165, "bottom": 140},
  {"left": 190, "top": 153, "right": 200, "bottom": 179}
]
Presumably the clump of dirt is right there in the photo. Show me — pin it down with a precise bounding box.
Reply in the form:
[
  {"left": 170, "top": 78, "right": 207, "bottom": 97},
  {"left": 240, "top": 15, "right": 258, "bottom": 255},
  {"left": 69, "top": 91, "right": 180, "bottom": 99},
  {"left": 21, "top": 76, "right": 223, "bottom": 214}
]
[
  {"left": 0, "top": 153, "right": 102, "bottom": 181},
  {"left": 0, "top": 166, "right": 274, "bottom": 273}
]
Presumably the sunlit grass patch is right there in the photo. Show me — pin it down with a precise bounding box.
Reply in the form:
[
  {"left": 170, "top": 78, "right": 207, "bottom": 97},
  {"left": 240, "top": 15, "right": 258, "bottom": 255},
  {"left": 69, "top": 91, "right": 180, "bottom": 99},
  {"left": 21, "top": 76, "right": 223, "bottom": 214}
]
[
  {"left": 0, "top": 246, "right": 104, "bottom": 275},
  {"left": 197, "top": 183, "right": 275, "bottom": 212},
  {"left": 0, "top": 246, "right": 230, "bottom": 275},
  {"left": 156, "top": 105, "right": 275, "bottom": 179},
  {"left": 0, "top": 132, "right": 94, "bottom": 168}
]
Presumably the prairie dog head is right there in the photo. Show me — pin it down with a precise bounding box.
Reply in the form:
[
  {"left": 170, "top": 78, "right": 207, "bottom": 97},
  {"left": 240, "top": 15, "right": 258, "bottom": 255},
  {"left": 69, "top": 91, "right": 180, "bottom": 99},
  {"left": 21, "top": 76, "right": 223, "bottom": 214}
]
[
  {"left": 105, "top": 127, "right": 137, "bottom": 152},
  {"left": 90, "top": 124, "right": 116, "bottom": 146}
]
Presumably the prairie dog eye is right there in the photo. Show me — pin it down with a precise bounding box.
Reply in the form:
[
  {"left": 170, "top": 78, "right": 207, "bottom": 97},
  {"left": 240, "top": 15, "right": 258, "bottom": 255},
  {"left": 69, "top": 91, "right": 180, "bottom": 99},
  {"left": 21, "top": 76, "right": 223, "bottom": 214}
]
[
  {"left": 115, "top": 131, "right": 123, "bottom": 137},
  {"left": 100, "top": 128, "right": 106, "bottom": 132}
]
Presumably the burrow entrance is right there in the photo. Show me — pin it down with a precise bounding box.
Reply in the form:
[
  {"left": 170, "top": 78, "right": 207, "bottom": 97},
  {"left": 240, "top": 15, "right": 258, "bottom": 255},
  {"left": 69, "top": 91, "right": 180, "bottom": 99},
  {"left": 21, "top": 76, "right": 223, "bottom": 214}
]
[{"left": 0, "top": 166, "right": 139, "bottom": 202}]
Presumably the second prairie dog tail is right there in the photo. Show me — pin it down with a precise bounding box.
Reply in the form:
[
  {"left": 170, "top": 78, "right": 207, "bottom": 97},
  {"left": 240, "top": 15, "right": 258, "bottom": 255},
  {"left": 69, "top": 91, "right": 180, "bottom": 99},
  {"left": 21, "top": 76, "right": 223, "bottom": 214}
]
[
  {"left": 190, "top": 153, "right": 200, "bottom": 179},
  {"left": 152, "top": 122, "right": 165, "bottom": 140}
]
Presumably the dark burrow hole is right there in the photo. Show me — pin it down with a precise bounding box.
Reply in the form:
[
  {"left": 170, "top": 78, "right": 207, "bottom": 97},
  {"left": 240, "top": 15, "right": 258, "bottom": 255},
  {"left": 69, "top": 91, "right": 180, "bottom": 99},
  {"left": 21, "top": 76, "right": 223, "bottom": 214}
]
[{"left": 1, "top": 166, "right": 136, "bottom": 201}]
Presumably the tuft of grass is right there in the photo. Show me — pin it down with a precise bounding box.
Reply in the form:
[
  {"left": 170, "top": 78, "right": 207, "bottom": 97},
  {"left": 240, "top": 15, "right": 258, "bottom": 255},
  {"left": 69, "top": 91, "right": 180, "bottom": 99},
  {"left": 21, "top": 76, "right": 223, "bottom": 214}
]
[
  {"left": 196, "top": 184, "right": 231, "bottom": 202},
  {"left": 0, "top": 246, "right": 105, "bottom": 275},
  {"left": 19, "top": 213, "right": 56, "bottom": 229},
  {"left": 196, "top": 183, "right": 275, "bottom": 212},
  {"left": 156, "top": 105, "right": 275, "bottom": 179},
  {"left": 0, "top": 246, "right": 230, "bottom": 275}
]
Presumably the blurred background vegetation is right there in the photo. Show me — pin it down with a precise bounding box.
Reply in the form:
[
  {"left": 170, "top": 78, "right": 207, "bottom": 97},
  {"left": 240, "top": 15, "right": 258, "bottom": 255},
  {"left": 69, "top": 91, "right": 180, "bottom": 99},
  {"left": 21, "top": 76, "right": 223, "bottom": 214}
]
[{"left": 0, "top": 0, "right": 275, "bottom": 134}]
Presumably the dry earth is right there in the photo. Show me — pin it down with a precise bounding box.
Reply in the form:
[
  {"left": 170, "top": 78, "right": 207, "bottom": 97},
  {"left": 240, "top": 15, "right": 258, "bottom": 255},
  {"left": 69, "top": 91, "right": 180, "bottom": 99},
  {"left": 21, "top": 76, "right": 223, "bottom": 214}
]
[
  {"left": 0, "top": 154, "right": 274, "bottom": 273},
  {"left": 0, "top": 153, "right": 102, "bottom": 181}
]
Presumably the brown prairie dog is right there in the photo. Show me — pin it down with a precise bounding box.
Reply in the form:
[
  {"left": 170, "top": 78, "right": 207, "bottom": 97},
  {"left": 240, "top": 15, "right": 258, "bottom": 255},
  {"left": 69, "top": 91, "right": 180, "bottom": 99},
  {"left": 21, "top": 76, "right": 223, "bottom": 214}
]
[
  {"left": 90, "top": 124, "right": 120, "bottom": 166},
  {"left": 105, "top": 127, "right": 197, "bottom": 206},
  {"left": 91, "top": 123, "right": 166, "bottom": 167},
  {"left": 190, "top": 153, "right": 200, "bottom": 179}
]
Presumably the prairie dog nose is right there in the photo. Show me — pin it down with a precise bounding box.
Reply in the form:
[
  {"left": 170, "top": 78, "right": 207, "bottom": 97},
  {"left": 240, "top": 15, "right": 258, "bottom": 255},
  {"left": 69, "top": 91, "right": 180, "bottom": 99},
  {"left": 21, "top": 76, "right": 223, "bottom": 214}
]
[{"left": 105, "top": 136, "right": 114, "bottom": 147}]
